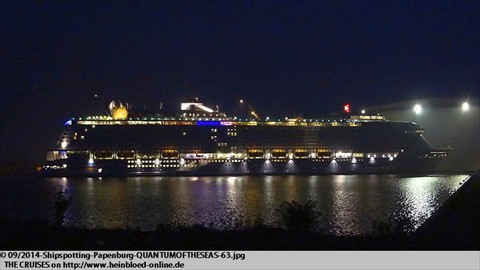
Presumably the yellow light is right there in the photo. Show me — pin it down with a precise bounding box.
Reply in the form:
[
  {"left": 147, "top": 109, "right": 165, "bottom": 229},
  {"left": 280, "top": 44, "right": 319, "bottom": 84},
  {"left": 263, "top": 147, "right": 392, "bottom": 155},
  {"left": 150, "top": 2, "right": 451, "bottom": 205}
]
[{"left": 112, "top": 107, "right": 128, "bottom": 120}]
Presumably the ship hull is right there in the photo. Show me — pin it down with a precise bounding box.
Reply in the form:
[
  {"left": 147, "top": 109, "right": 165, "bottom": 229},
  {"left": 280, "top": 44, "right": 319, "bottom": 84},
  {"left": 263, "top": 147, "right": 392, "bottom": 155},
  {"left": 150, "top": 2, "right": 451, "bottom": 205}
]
[{"left": 41, "top": 155, "right": 444, "bottom": 177}]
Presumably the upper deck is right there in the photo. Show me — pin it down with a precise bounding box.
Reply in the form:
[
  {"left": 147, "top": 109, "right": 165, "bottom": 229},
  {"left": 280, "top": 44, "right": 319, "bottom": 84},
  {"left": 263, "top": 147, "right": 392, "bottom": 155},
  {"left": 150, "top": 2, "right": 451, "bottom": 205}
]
[
  {"left": 66, "top": 98, "right": 389, "bottom": 128},
  {"left": 67, "top": 114, "right": 387, "bottom": 128}
]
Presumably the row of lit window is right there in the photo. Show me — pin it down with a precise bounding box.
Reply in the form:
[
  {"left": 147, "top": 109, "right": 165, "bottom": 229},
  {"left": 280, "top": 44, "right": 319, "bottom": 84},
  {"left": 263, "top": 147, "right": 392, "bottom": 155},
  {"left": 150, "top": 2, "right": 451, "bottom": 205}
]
[
  {"left": 43, "top": 164, "right": 67, "bottom": 170},
  {"left": 211, "top": 159, "right": 243, "bottom": 163},
  {"left": 126, "top": 159, "right": 178, "bottom": 164},
  {"left": 127, "top": 165, "right": 179, "bottom": 168},
  {"left": 83, "top": 114, "right": 366, "bottom": 123},
  {"left": 313, "top": 158, "right": 364, "bottom": 162},
  {"left": 183, "top": 113, "right": 225, "bottom": 118},
  {"left": 75, "top": 119, "right": 368, "bottom": 127},
  {"left": 262, "top": 163, "right": 295, "bottom": 167},
  {"left": 419, "top": 155, "right": 446, "bottom": 159},
  {"left": 134, "top": 155, "right": 178, "bottom": 159},
  {"left": 422, "top": 154, "right": 447, "bottom": 158}
]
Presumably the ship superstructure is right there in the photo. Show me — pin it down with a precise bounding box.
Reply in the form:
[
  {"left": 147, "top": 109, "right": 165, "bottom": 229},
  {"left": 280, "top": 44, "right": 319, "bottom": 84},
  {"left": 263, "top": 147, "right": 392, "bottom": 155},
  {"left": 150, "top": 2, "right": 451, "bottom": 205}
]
[{"left": 42, "top": 99, "right": 448, "bottom": 176}]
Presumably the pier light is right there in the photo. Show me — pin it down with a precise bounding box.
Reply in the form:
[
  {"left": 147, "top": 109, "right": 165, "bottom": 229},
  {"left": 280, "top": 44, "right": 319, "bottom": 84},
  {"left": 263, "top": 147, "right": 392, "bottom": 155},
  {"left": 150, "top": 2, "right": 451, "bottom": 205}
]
[
  {"left": 413, "top": 104, "right": 422, "bottom": 114},
  {"left": 462, "top": 102, "right": 470, "bottom": 112}
]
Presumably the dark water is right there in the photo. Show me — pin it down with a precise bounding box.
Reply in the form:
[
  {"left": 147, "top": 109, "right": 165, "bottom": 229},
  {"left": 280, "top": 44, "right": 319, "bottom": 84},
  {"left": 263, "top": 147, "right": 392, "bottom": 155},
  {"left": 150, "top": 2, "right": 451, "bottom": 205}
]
[{"left": 0, "top": 174, "right": 470, "bottom": 235}]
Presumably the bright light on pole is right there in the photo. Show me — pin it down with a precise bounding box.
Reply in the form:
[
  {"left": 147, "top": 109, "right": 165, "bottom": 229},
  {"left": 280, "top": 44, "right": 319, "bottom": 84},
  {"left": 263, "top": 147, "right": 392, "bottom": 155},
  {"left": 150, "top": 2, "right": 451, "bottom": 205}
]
[
  {"left": 462, "top": 102, "right": 470, "bottom": 112},
  {"left": 413, "top": 104, "right": 422, "bottom": 114}
]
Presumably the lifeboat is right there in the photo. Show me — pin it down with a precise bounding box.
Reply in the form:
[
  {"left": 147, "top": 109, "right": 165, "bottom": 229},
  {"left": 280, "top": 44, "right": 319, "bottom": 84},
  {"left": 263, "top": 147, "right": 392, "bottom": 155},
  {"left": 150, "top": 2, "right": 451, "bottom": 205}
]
[
  {"left": 271, "top": 149, "right": 288, "bottom": 158},
  {"left": 247, "top": 149, "right": 264, "bottom": 158}
]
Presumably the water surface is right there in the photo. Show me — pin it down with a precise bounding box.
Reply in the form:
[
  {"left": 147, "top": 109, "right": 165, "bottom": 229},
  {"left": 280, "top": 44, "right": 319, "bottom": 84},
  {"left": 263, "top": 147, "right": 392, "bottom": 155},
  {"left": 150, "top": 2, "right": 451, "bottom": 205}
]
[{"left": 0, "top": 174, "right": 469, "bottom": 235}]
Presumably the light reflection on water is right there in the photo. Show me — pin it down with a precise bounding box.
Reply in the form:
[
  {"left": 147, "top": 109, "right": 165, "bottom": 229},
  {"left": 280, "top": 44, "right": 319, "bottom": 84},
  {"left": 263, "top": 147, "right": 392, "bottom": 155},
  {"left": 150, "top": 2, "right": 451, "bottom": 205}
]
[
  {"left": 396, "top": 177, "right": 447, "bottom": 233},
  {"left": 0, "top": 174, "right": 470, "bottom": 235}
]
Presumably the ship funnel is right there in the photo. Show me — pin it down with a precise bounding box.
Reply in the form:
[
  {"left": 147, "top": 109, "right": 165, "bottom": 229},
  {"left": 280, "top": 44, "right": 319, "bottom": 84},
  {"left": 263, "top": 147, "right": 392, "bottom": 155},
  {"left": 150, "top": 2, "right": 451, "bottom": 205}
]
[{"left": 109, "top": 100, "right": 129, "bottom": 120}]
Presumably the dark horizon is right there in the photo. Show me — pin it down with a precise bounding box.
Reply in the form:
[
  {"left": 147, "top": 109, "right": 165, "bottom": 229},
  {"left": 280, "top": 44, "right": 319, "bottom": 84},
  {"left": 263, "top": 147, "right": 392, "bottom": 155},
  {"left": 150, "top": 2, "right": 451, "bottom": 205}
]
[{"left": 1, "top": 1, "right": 479, "bottom": 168}]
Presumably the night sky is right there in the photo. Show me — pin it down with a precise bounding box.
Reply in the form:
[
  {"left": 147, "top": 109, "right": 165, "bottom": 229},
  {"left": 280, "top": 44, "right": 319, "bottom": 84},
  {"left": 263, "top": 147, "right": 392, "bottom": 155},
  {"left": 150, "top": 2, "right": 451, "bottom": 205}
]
[{"left": 1, "top": 1, "right": 479, "bottom": 168}]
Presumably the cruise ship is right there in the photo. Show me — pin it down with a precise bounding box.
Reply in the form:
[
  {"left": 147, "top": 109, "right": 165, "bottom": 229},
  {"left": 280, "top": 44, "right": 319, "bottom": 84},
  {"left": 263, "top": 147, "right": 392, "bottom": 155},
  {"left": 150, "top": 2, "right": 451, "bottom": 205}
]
[{"left": 41, "top": 98, "right": 449, "bottom": 176}]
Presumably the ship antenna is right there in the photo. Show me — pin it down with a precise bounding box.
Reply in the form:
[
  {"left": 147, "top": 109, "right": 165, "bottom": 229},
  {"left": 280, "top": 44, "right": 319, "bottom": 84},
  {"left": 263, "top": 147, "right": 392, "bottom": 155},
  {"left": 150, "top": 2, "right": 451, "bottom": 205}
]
[{"left": 239, "top": 99, "right": 260, "bottom": 121}]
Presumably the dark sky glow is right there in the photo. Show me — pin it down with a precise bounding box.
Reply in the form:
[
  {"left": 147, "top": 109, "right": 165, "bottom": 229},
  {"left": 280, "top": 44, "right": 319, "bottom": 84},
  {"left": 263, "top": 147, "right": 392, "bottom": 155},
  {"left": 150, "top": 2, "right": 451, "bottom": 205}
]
[{"left": 1, "top": 1, "right": 478, "bottom": 166}]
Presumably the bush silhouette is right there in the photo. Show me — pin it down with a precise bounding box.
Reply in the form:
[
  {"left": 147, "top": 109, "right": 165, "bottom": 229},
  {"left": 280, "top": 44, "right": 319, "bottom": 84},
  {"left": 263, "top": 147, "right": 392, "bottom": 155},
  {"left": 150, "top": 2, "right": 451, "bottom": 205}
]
[{"left": 276, "top": 200, "right": 320, "bottom": 232}]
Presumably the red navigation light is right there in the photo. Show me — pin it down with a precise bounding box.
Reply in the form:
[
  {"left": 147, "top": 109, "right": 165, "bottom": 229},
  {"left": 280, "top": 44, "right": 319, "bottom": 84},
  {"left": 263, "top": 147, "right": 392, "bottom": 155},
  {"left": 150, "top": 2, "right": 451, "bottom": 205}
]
[{"left": 343, "top": 103, "right": 351, "bottom": 114}]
